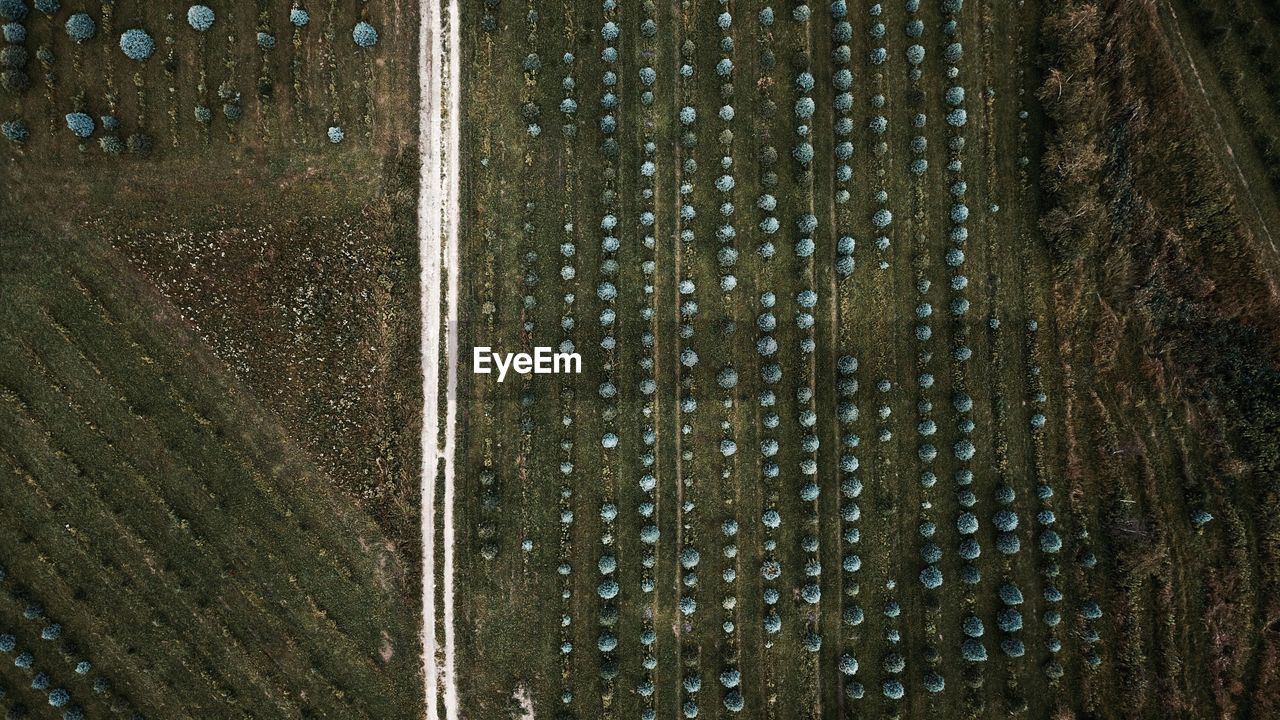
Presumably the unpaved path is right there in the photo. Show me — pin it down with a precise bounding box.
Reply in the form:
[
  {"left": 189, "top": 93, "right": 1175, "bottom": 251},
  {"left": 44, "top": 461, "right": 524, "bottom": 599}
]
[{"left": 419, "top": 0, "right": 461, "bottom": 714}]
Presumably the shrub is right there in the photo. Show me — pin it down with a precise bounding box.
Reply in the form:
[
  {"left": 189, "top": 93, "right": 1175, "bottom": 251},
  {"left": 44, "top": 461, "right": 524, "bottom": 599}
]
[
  {"left": 921, "top": 543, "right": 942, "bottom": 563},
  {"left": 640, "top": 525, "right": 659, "bottom": 544},
  {"left": 996, "top": 533, "right": 1020, "bottom": 554},
  {"left": 597, "top": 579, "right": 619, "bottom": 599},
  {"left": 0, "top": 0, "right": 26, "bottom": 20},
  {"left": 99, "top": 134, "right": 123, "bottom": 154},
  {"left": 717, "top": 367, "right": 738, "bottom": 388},
  {"left": 961, "top": 638, "right": 986, "bottom": 662},
  {"left": 1192, "top": 509, "right": 1213, "bottom": 527},
  {"left": 327, "top": 126, "right": 344, "bottom": 143},
  {"left": 999, "top": 583, "right": 1024, "bottom": 605},
  {"left": 801, "top": 583, "right": 820, "bottom": 603},
  {"left": 119, "top": 29, "right": 155, "bottom": 61},
  {"left": 352, "top": 21, "right": 378, "bottom": 47},
  {"left": 920, "top": 565, "right": 942, "bottom": 589},
  {"left": 996, "top": 608, "right": 1022, "bottom": 632},
  {"left": 187, "top": 5, "right": 215, "bottom": 31},
  {"left": 64, "top": 112, "right": 94, "bottom": 137},
  {"left": 1, "top": 118, "right": 28, "bottom": 142},
  {"left": 597, "top": 633, "right": 618, "bottom": 652},
  {"left": 290, "top": 8, "right": 310, "bottom": 26},
  {"left": 993, "top": 509, "right": 1018, "bottom": 532}
]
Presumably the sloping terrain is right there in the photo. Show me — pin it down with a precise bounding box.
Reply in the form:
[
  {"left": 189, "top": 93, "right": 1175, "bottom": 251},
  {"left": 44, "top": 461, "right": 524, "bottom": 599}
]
[{"left": 0, "top": 237, "right": 422, "bottom": 718}]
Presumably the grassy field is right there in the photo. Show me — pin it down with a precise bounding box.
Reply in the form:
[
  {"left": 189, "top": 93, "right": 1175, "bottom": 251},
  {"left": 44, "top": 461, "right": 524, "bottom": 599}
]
[
  {"left": 2, "top": 0, "right": 423, "bottom": 537},
  {"left": 450, "top": 0, "right": 1280, "bottom": 719},
  {"left": 4, "top": 0, "right": 1280, "bottom": 717},
  {"left": 1, "top": 0, "right": 415, "bottom": 155},
  {"left": 0, "top": 238, "right": 421, "bottom": 718},
  {"left": 1, "top": 0, "right": 425, "bottom": 717}
]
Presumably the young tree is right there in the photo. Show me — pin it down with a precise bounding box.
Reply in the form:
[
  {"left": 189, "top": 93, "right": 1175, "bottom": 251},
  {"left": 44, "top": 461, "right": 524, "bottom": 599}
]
[
  {"left": 352, "top": 21, "right": 378, "bottom": 47},
  {"left": 1, "top": 118, "right": 28, "bottom": 142},
  {"left": 186, "top": 5, "right": 215, "bottom": 31},
  {"left": 118, "top": 29, "right": 155, "bottom": 61},
  {"left": 64, "top": 112, "right": 94, "bottom": 137},
  {"left": 0, "top": 0, "right": 27, "bottom": 20}
]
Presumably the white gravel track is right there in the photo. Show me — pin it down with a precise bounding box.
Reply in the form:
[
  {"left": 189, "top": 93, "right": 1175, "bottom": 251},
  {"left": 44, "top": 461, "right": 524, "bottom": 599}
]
[{"left": 418, "top": 0, "right": 460, "bottom": 714}]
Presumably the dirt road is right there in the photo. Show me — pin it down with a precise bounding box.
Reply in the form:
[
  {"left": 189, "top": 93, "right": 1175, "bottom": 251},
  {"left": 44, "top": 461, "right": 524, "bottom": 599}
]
[{"left": 418, "top": 0, "right": 461, "bottom": 714}]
